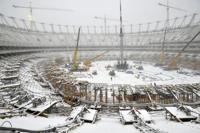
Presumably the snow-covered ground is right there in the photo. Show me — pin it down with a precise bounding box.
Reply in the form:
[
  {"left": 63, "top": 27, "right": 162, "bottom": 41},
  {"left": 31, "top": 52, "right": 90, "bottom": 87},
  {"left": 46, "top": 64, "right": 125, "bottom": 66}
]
[
  {"left": 70, "top": 112, "right": 200, "bottom": 133},
  {"left": 70, "top": 116, "right": 141, "bottom": 133},
  {"left": 72, "top": 61, "right": 200, "bottom": 86},
  {"left": 1, "top": 56, "right": 200, "bottom": 133},
  {"left": 0, "top": 115, "right": 67, "bottom": 130},
  {"left": 149, "top": 111, "right": 200, "bottom": 133}
]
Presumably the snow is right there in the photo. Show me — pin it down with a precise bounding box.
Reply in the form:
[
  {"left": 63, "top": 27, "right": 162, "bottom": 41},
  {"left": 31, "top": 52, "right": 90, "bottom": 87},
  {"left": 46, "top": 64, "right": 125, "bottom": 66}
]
[
  {"left": 1, "top": 54, "right": 200, "bottom": 133},
  {"left": 0, "top": 115, "right": 67, "bottom": 130},
  {"left": 119, "top": 110, "right": 135, "bottom": 122},
  {"left": 19, "top": 58, "right": 57, "bottom": 96},
  {"left": 24, "top": 100, "right": 60, "bottom": 112},
  {"left": 165, "top": 107, "right": 196, "bottom": 119},
  {"left": 136, "top": 109, "right": 152, "bottom": 122},
  {"left": 69, "top": 106, "right": 84, "bottom": 119},
  {"left": 70, "top": 116, "right": 141, "bottom": 133},
  {"left": 1, "top": 75, "right": 19, "bottom": 80},
  {"left": 81, "top": 109, "right": 97, "bottom": 122},
  {"left": 149, "top": 111, "right": 200, "bottom": 133},
  {"left": 69, "top": 106, "right": 97, "bottom": 122},
  {"left": 0, "top": 82, "right": 20, "bottom": 89},
  {"left": 71, "top": 61, "right": 200, "bottom": 86},
  {"left": 0, "top": 108, "right": 12, "bottom": 114},
  {"left": 183, "top": 106, "right": 200, "bottom": 117}
]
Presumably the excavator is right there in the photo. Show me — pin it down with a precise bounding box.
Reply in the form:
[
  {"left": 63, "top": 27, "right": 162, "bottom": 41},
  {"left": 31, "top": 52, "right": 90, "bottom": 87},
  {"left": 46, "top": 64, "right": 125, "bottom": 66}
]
[
  {"left": 83, "top": 50, "right": 110, "bottom": 68},
  {"left": 167, "top": 31, "right": 200, "bottom": 70}
]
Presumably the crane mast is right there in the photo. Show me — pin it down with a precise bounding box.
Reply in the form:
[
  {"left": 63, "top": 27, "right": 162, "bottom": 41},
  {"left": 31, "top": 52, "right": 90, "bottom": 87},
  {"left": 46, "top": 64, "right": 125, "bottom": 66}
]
[
  {"left": 72, "top": 27, "right": 81, "bottom": 71},
  {"left": 119, "top": 0, "right": 124, "bottom": 67},
  {"left": 158, "top": 0, "right": 187, "bottom": 65}
]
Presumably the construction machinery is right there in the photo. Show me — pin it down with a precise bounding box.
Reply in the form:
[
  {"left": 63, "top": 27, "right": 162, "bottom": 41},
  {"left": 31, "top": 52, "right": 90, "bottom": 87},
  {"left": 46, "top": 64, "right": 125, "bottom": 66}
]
[
  {"left": 167, "top": 31, "right": 200, "bottom": 70},
  {"left": 158, "top": 0, "right": 187, "bottom": 65},
  {"left": 71, "top": 27, "right": 81, "bottom": 71},
  {"left": 94, "top": 15, "right": 125, "bottom": 34},
  {"left": 13, "top": 1, "right": 73, "bottom": 28},
  {"left": 83, "top": 50, "right": 110, "bottom": 68},
  {"left": 72, "top": 28, "right": 109, "bottom": 71},
  {"left": 94, "top": 13, "right": 127, "bottom": 35}
]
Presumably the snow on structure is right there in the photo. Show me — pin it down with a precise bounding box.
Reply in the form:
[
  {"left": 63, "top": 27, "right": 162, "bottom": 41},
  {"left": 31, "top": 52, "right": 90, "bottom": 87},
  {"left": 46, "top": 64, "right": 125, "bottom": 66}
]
[
  {"left": 165, "top": 106, "right": 197, "bottom": 121},
  {"left": 134, "top": 109, "right": 153, "bottom": 123},
  {"left": 119, "top": 110, "right": 136, "bottom": 124},
  {"left": 68, "top": 105, "right": 98, "bottom": 123}
]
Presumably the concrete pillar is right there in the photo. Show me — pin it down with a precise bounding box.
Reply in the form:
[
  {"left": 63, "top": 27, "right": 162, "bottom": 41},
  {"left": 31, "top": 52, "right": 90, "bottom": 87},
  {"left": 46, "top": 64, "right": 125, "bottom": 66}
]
[
  {"left": 124, "top": 89, "right": 126, "bottom": 102},
  {"left": 94, "top": 88, "right": 97, "bottom": 102},
  {"left": 88, "top": 91, "right": 91, "bottom": 101},
  {"left": 105, "top": 88, "right": 108, "bottom": 103},
  {"left": 85, "top": 87, "right": 88, "bottom": 100},
  {"left": 118, "top": 89, "right": 121, "bottom": 103},
  {"left": 192, "top": 93, "right": 194, "bottom": 102},
  {"left": 113, "top": 90, "right": 115, "bottom": 104},
  {"left": 187, "top": 93, "right": 189, "bottom": 102},
  {"left": 100, "top": 89, "right": 103, "bottom": 102},
  {"left": 196, "top": 94, "right": 198, "bottom": 101}
]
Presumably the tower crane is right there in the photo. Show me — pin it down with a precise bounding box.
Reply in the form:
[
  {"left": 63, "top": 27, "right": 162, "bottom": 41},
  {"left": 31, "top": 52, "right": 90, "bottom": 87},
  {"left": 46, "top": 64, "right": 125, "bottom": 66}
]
[
  {"left": 13, "top": 1, "right": 74, "bottom": 28},
  {"left": 94, "top": 15, "right": 126, "bottom": 34},
  {"left": 158, "top": 0, "right": 187, "bottom": 65}
]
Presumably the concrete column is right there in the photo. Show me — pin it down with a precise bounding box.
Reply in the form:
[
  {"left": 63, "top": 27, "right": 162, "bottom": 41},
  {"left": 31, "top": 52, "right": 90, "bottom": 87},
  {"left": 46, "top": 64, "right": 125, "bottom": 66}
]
[
  {"left": 113, "top": 90, "right": 115, "bottom": 104},
  {"left": 105, "top": 88, "right": 108, "bottom": 103},
  {"left": 100, "top": 89, "right": 103, "bottom": 102},
  {"left": 94, "top": 88, "right": 97, "bottom": 102},
  {"left": 118, "top": 88, "right": 121, "bottom": 103},
  {"left": 124, "top": 89, "right": 126, "bottom": 102},
  {"left": 85, "top": 86, "right": 88, "bottom": 100}
]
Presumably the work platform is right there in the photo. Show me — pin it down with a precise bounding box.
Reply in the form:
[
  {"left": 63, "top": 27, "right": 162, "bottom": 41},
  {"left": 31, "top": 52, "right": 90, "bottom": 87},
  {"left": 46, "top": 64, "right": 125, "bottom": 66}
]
[
  {"left": 68, "top": 106, "right": 98, "bottom": 123},
  {"left": 120, "top": 107, "right": 152, "bottom": 124},
  {"left": 165, "top": 106, "right": 197, "bottom": 122},
  {"left": 133, "top": 108, "right": 152, "bottom": 123},
  {"left": 119, "top": 110, "right": 137, "bottom": 124}
]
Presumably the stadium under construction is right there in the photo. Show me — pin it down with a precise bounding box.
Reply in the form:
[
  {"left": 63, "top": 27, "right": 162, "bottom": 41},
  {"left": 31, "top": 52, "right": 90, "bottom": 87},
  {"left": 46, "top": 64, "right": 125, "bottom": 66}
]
[{"left": 0, "top": 0, "right": 200, "bottom": 133}]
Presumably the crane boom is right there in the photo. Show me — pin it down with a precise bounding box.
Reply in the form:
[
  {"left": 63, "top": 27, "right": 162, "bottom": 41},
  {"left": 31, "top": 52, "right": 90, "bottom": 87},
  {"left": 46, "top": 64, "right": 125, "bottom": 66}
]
[
  {"left": 90, "top": 51, "right": 109, "bottom": 61},
  {"left": 94, "top": 16, "right": 120, "bottom": 21},
  {"left": 83, "top": 51, "right": 109, "bottom": 67},
  {"left": 13, "top": 5, "right": 74, "bottom": 12},
  {"left": 13, "top": 2, "right": 74, "bottom": 29},
  {"left": 158, "top": 3, "right": 187, "bottom": 12},
  {"left": 168, "top": 31, "right": 200, "bottom": 69},
  {"left": 94, "top": 16, "right": 127, "bottom": 22}
]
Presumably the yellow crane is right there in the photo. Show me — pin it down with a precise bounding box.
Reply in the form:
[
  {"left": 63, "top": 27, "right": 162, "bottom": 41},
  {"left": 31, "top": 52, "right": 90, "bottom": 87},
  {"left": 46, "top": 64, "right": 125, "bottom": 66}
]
[
  {"left": 83, "top": 51, "right": 110, "bottom": 68},
  {"left": 168, "top": 31, "right": 200, "bottom": 70},
  {"left": 158, "top": 0, "right": 187, "bottom": 65},
  {"left": 72, "top": 27, "right": 81, "bottom": 71}
]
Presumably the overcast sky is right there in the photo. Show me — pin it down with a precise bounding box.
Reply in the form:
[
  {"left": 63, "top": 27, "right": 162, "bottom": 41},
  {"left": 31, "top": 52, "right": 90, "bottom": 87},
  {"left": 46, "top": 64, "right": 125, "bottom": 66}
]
[{"left": 0, "top": 0, "right": 199, "bottom": 26}]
